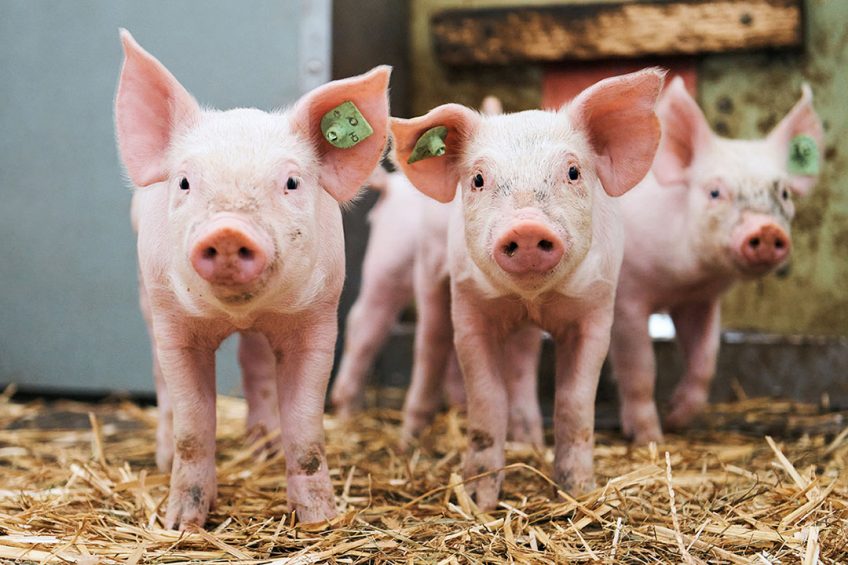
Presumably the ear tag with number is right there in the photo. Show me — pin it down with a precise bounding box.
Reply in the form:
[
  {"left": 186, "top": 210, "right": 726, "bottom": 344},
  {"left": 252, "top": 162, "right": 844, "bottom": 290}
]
[
  {"left": 321, "top": 101, "right": 373, "bottom": 149},
  {"left": 788, "top": 134, "right": 820, "bottom": 176},
  {"left": 408, "top": 126, "right": 448, "bottom": 164}
]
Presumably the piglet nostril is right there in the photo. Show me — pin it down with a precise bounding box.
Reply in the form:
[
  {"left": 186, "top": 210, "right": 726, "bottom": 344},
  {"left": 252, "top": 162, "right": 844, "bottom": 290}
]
[
  {"left": 538, "top": 239, "right": 553, "bottom": 252},
  {"left": 202, "top": 247, "right": 217, "bottom": 259},
  {"left": 774, "top": 238, "right": 785, "bottom": 249},
  {"left": 749, "top": 237, "right": 760, "bottom": 249},
  {"left": 504, "top": 241, "right": 519, "bottom": 257},
  {"left": 238, "top": 246, "right": 253, "bottom": 260}
]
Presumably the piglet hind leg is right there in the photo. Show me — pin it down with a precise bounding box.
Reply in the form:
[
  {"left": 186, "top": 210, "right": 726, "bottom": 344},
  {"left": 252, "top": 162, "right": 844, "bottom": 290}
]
[
  {"left": 269, "top": 312, "right": 338, "bottom": 525},
  {"left": 138, "top": 275, "right": 174, "bottom": 472},
  {"left": 552, "top": 313, "right": 613, "bottom": 497},
  {"left": 609, "top": 301, "right": 663, "bottom": 444},
  {"left": 331, "top": 278, "right": 412, "bottom": 419},
  {"left": 157, "top": 344, "right": 218, "bottom": 531},
  {"left": 401, "top": 268, "right": 453, "bottom": 446},
  {"left": 442, "top": 349, "right": 467, "bottom": 410},
  {"left": 504, "top": 326, "right": 544, "bottom": 446},
  {"left": 453, "top": 297, "right": 509, "bottom": 511},
  {"left": 665, "top": 301, "right": 720, "bottom": 430},
  {"left": 238, "top": 331, "right": 281, "bottom": 451}
]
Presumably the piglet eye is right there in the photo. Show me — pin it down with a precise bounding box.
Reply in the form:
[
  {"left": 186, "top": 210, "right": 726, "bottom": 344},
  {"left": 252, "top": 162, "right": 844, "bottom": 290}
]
[
  {"left": 179, "top": 177, "right": 190, "bottom": 191},
  {"left": 286, "top": 177, "right": 299, "bottom": 191},
  {"left": 568, "top": 166, "right": 580, "bottom": 181},
  {"left": 473, "top": 173, "right": 484, "bottom": 188},
  {"left": 709, "top": 188, "right": 720, "bottom": 199},
  {"left": 782, "top": 188, "right": 789, "bottom": 200}
]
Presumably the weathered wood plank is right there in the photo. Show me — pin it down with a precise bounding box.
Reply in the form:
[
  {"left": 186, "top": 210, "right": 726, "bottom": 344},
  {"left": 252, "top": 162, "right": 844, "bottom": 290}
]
[{"left": 431, "top": 0, "right": 803, "bottom": 66}]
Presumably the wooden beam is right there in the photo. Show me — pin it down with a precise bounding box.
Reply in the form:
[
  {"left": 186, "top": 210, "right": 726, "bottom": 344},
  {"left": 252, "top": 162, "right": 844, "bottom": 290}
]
[{"left": 431, "top": 0, "right": 803, "bottom": 66}]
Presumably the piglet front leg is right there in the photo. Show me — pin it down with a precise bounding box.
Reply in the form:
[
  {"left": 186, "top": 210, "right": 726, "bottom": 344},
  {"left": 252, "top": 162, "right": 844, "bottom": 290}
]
[
  {"left": 157, "top": 344, "right": 218, "bottom": 531},
  {"left": 666, "top": 300, "right": 720, "bottom": 430},
  {"left": 552, "top": 311, "right": 612, "bottom": 496},
  {"left": 453, "top": 294, "right": 508, "bottom": 511},
  {"left": 268, "top": 310, "right": 338, "bottom": 525}
]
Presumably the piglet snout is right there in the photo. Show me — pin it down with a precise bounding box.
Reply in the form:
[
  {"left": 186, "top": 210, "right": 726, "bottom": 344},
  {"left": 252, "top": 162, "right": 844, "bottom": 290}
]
[
  {"left": 190, "top": 221, "right": 269, "bottom": 286},
  {"left": 494, "top": 221, "right": 564, "bottom": 275},
  {"left": 739, "top": 223, "right": 790, "bottom": 268}
]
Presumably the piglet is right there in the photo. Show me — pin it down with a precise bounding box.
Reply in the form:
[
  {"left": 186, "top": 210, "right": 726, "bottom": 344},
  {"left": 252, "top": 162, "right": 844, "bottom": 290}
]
[
  {"left": 330, "top": 165, "right": 468, "bottom": 418},
  {"left": 332, "top": 97, "right": 505, "bottom": 423},
  {"left": 392, "top": 69, "right": 664, "bottom": 508},
  {"left": 611, "top": 77, "right": 824, "bottom": 443},
  {"left": 114, "top": 30, "right": 390, "bottom": 529}
]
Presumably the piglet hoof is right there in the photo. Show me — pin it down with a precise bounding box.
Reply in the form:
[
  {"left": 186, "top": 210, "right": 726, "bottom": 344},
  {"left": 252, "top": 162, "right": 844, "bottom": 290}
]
[
  {"left": 463, "top": 460, "right": 502, "bottom": 512},
  {"left": 287, "top": 473, "right": 337, "bottom": 525},
  {"left": 554, "top": 469, "right": 596, "bottom": 498},
  {"left": 400, "top": 410, "right": 434, "bottom": 448},
  {"left": 245, "top": 422, "right": 283, "bottom": 455},
  {"left": 507, "top": 415, "right": 544, "bottom": 447},
  {"left": 620, "top": 402, "right": 663, "bottom": 445},
  {"left": 664, "top": 389, "right": 708, "bottom": 431},
  {"left": 330, "top": 386, "right": 365, "bottom": 422},
  {"left": 332, "top": 400, "right": 362, "bottom": 423},
  {"left": 164, "top": 467, "right": 217, "bottom": 530}
]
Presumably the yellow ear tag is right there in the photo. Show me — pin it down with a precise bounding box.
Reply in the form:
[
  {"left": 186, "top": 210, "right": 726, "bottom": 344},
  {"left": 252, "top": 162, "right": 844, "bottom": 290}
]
[
  {"left": 408, "top": 126, "right": 448, "bottom": 164},
  {"left": 320, "top": 101, "right": 373, "bottom": 149}
]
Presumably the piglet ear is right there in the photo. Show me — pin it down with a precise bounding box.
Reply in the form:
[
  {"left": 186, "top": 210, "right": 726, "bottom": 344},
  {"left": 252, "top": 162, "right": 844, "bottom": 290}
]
[
  {"left": 291, "top": 66, "right": 391, "bottom": 202},
  {"left": 569, "top": 68, "right": 665, "bottom": 197},
  {"left": 480, "top": 95, "right": 503, "bottom": 116},
  {"left": 767, "top": 84, "right": 824, "bottom": 197},
  {"left": 391, "top": 104, "right": 480, "bottom": 203},
  {"left": 651, "top": 76, "right": 714, "bottom": 186},
  {"left": 114, "top": 29, "right": 201, "bottom": 187}
]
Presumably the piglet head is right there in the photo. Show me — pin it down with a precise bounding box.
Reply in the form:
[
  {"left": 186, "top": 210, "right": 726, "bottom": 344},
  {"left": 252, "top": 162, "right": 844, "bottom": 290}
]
[
  {"left": 653, "top": 77, "right": 823, "bottom": 277},
  {"left": 115, "top": 30, "right": 390, "bottom": 307},
  {"left": 392, "top": 69, "right": 663, "bottom": 295}
]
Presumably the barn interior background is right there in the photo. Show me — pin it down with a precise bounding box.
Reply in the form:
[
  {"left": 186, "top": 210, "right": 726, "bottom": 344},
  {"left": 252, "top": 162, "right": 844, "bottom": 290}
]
[{"left": 0, "top": 0, "right": 845, "bottom": 406}]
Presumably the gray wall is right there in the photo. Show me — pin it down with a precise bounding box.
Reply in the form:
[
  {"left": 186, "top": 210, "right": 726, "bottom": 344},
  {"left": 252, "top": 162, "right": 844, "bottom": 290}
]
[{"left": 0, "top": 1, "right": 330, "bottom": 395}]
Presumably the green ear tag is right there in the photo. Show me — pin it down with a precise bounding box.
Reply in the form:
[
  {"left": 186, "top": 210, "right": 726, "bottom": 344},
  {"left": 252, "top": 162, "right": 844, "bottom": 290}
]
[
  {"left": 407, "top": 126, "right": 448, "bottom": 164},
  {"left": 788, "top": 134, "right": 820, "bottom": 176},
  {"left": 320, "top": 101, "right": 373, "bottom": 149}
]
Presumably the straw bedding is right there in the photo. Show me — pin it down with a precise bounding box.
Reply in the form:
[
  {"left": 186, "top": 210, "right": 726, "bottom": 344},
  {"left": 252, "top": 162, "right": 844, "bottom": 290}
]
[{"left": 0, "top": 385, "right": 846, "bottom": 564}]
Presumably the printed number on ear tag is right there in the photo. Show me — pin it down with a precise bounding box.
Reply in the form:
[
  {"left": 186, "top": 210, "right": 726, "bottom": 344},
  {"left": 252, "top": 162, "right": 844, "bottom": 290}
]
[
  {"left": 788, "top": 134, "right": 820, "bottom": 176},
  {"left": 408, "top": 126, "right": 448, "bottom": 164},
  {"left": 321, "top": 101, "right": 373, "bottom": 149}
]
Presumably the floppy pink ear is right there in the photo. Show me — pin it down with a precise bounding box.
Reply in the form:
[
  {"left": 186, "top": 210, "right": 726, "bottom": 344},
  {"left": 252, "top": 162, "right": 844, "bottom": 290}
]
[
  {"left": 114, "top": 29, "right": 201, "bottom": 187},
  {"left": 569, "top": 68, "right": 664, "bottom": 197},
  {"left": 651, "top": 76, "right": 714, "bottom": 186},
  {"left": 391, "top": 104, "right": 480, "bottom": 203},
  {"left": 767, "top": 84, "right": 824, "bottom": 196},
  {"left": 291, "top": 66, "right": 391, "bottom": 202}
]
